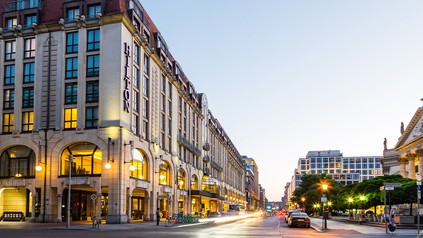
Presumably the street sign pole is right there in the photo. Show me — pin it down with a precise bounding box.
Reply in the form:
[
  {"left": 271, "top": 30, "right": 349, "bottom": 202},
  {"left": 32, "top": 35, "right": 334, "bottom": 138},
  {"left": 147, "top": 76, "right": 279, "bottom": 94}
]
[
  {"left": 384, "top": 183, "right": 387, "bottom": 234},
  {"left": 417, "top": 175, "right": 421, "bottom": 234}
]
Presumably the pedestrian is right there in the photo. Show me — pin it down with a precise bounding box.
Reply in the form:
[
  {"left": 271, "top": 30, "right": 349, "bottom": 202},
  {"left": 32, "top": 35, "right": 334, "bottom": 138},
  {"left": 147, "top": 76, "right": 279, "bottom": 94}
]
[{"left": 156, "top": 208, "right": 161, "bottom": 226}]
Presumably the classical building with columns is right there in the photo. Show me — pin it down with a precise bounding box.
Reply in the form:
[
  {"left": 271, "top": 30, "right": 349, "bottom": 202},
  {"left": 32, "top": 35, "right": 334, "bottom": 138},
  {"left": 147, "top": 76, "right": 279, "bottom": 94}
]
[
  {"left": 382, "top": 106, "right": 423, "bottom": 179},
  {"left": 0, "top": 0, "right": 246, "bottom": 223}
]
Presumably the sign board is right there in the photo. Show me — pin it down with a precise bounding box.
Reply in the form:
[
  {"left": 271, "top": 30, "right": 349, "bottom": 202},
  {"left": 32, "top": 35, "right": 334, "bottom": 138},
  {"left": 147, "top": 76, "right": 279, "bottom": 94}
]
[
  {"left": 90, "top": 194, "right": 97, "bottom": 200},
  {"left": 417, "top": 175, "right": 422, "bottom": 182},
  {"left": 321, "top": 196, "right": 327, "bottom": 203},
  {"left": 385, "top": 186, "right": 394, "bottom": 191},
  {"left": 265, "top": 205, "right": 272, "bottom": 212},
  {"left": 384, "top": 183, "right": 402, "bottom": 187}
]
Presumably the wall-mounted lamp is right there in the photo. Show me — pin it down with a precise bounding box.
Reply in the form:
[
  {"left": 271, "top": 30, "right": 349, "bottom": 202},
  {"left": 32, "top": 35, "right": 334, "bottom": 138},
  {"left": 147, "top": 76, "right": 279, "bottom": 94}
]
[
  {"left": 124, "top": 141, "right": 135, "bottom": 171},
  {"left": 105, "top": 137, "right": 114, "bottom": 169},
  {"left": 36, "top": 142, "right": 45, "bottom": 172}
]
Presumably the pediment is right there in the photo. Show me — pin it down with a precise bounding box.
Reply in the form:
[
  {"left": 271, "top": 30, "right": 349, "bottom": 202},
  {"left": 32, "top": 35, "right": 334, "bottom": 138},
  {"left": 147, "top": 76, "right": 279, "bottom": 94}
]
[{"left": 395, "top": 107, "right": 423, "bottom": 149}]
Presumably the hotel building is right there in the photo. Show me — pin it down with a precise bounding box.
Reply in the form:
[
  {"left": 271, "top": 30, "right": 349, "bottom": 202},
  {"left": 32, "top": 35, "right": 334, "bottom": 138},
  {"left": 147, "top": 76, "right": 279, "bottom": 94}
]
[{"left": 0, "top": 0, "right": 246, "bottom": 223}]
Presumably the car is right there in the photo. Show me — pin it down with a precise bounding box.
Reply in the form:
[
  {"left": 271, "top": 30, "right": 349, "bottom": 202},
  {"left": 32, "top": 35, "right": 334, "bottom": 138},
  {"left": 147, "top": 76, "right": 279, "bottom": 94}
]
[
  {"left": 285, "top": 210, "right": 298, "bottom": 223},
  {"left": 287, "top": 212, "right": 310, "bottom": 228},
  {"left": 208, "top": 212, "right": 222, "bottom": 218}
]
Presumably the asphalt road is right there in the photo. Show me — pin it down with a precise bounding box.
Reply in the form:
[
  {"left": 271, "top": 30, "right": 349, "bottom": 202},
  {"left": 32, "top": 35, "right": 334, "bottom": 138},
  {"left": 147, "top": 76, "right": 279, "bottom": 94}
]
[{"left": 0, "top": 215, "right": 420, "bottom": 238}]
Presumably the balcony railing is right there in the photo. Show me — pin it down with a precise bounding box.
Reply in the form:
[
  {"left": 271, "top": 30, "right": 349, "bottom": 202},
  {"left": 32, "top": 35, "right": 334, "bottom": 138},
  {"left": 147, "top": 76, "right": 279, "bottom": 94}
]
[
  {"left": 4, "top": 0, "right": 41, "bottom": 12},
  {"left": 177, "top": 134, "right": 201, "bottom": 156}
]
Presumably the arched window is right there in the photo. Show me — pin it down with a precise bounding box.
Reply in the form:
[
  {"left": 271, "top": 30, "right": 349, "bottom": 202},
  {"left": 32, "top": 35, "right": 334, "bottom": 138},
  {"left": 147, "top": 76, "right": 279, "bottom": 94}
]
[
  {"left": 177, "top": 168, "right": 186, "bottom": 190},
  {"left": 0, "top": 146, "right": 35, "bottom": 177},
  {"left": 201, "top": 175, "right": 219, "bottom": 194},
  {"left": 130, "top": 149, "right": 148, "bottom": 180},
  {"left": 158, "top": 161, "right": 171, "bottom": 185},
  {"left": 191, "top": 174, "right": 198, "bottom": 190},
  {"left": 61, "top": 143, "right": 102, "bottom": 175}
]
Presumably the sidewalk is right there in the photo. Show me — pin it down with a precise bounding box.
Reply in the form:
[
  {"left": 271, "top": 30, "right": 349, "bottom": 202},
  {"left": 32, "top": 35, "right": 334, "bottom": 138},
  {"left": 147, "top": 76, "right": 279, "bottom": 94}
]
[{"left": 310, "top": 217, "right": 422, "bottom": 236}]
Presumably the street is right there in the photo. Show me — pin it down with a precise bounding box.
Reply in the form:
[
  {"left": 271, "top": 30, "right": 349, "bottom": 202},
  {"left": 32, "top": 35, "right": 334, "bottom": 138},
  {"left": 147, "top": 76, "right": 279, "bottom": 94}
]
[{"left": 0, "top": 215, "right": 421, "bottom": 238}]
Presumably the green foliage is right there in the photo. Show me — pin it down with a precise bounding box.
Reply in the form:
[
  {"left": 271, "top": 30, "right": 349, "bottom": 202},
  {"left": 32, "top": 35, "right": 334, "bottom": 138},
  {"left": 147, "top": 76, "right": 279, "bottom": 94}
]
[{"left": 290, "top": 174, "right": 418, "bottom": 213}]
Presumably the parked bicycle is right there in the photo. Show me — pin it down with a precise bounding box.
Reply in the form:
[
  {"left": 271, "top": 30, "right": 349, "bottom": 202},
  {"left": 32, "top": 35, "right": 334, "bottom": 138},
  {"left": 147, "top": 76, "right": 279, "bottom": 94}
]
[{"left": 165, "top": 215, "right": 176, "bottom": 227}]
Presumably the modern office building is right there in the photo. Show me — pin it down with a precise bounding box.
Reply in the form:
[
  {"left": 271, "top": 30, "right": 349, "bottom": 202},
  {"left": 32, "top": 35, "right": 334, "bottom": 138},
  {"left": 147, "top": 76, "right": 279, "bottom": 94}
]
[
  {"left": 296, "top": 150, "right": 383, "bottom": 185},
  {"left": 0, "top": 0, "right": 247, "bottom": 223},
  {"left": 382, "top": 104, "right": 423, "bottom": 178}
]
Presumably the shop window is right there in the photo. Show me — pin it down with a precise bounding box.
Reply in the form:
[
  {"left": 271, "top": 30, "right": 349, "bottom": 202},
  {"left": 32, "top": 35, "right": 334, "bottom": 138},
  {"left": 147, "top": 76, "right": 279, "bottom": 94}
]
[
  {"left": 158, "top": 161, "right": 170, "bottom": 185},
  {"left": 130, "top": 149, "right": 148, "bottom": 180},
  {"left": 61, "top": 143, "right": 102, "bottom": 176},
  {"left": 0, "top": 145, "right": 36, "bottom": 177},
  {"left": 64, "top": 108, "right": 77, "bottom": 129}
]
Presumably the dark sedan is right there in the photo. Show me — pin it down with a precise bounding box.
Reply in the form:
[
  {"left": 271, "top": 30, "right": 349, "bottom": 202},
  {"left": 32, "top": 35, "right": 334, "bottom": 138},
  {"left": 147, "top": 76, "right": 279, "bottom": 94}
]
[{"left": 287, "top": 212, "right": 310, "bottom": 228}]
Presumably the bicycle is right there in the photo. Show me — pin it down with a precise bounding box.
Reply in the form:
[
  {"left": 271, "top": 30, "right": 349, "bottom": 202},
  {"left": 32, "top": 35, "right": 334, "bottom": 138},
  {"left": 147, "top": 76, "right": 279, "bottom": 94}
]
[{"left": 165, "top": 214, "right": 177, "bottom": 227}]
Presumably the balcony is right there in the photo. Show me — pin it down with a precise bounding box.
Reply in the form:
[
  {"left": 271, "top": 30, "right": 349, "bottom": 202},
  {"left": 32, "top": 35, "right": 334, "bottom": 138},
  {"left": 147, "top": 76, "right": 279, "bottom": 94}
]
[
  {"left": 4, "top": 0, "right": 41, "bottom": 12},
  {"left": 211, "top": 161, "right": 223, "bottom": 172},
  {"left": 177, "top": 134, "right": 201, "bottom": 156}
]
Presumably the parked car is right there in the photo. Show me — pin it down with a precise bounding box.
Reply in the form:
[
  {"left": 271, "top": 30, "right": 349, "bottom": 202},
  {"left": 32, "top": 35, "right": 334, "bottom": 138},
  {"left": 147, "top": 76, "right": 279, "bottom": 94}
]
[
  {"left": 208, "top": 212, "right": 222, "bottom": 218},
  {"left": 287, "top": 212, "right": 310, "bottom": 228}
]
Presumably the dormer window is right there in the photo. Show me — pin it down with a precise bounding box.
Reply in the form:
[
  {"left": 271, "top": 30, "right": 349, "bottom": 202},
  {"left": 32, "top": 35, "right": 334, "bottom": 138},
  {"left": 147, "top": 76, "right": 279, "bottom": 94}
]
[
  {"left": 66, "top": 7, "right": 80, "bottom": 21},
  {"left": 6, "top": 17, "right": 17, "bottom": 29},
  {"left": 25, "top": 14, "right": 37, "bottom": 27},
  {"left": 88, "top": 4, "right": 101, "bottom": 18}
]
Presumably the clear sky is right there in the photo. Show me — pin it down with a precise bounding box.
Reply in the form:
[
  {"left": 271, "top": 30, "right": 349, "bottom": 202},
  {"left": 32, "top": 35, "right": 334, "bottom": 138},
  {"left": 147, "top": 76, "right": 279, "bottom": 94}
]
[{"left": 141, "top": 1, "right": 423, "bottom": 201}]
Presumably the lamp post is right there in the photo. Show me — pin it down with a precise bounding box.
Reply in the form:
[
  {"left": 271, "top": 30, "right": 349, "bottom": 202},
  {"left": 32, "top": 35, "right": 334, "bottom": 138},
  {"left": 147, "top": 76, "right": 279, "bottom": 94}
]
[
  {"left": 348, "top": 198, "right": 353, "bottom": 220},
  {"left": 360, "top": 195, "right": 365, "bottom": 224},
  {"left": 321, "top": 183, "right": 328, "bottom": 230},
  {"left": 66, "top": 154, "right": 73, "bottom": 228},
  {"left": 301, "top": 197, "right": 305, "bottom": 212}
]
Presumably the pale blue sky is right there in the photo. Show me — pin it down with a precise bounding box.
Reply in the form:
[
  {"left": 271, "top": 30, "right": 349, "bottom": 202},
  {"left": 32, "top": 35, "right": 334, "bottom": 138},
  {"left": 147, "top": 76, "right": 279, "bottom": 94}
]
[{"left": 141, "top": 1, "right": 423, "bottom": 201}]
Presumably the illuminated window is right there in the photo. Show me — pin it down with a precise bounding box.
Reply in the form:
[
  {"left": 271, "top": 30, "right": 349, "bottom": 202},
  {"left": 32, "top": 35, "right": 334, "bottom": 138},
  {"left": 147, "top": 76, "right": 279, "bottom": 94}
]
[
  {"left": 65, "top": 83, "right": 77, "bottom": 104},
  {"left": 22, "top": 111, "right": 33, "bottom": 132},
  {"left": 61, "top": 143, "right": 102, "bottom": 176},
  {"left": 2, "top": 113, "right": 14, "bottom": 133},
  {"left": 191, "top": 175, "right": 198, "bottom": 190},
  {"left": 130, "top": 149, "right": 148, "bottom": 180},
  {"left": 87, "top": 29, "right": 100, "bottom": 51},
  {"left": 177, "top": 169, "right": 186, "bottom": 190},
  {"left": 5, "top": 41, "right": 16, "bottom": 61},
  {"left": 64, "top": 108, "right": 77, "bottom": 129},
  {"left": 87, "top": 55, "right": 99, "bottom": 77},
  {"left": 23, "top": 62, "right": 35, "bottom": 83},
  {"left": 4, "top": 65, "right": 15, "bottom": 85},
  {"left": 159, "top": 161, "right": 170, "bottom": 185},
  {"left": 85, "top": 106, "right": 98, "bottom": 129},
  {"left": 0, "top": 146, "right": 36, "bottom": 177},
  {"left": 3, "top": 89, "right": 14, "bottom": 109},
  {"left": 24, "top": 38, "right": 35, "bottom": 58},
  {"left": 5, "top": 17, "right": 17, "bottom": 29},
  {"left": 22, "top": 87, "right": 34, "bottom": 108},
  {"left": 66, "top": 32, "right": 78, "bottom": 54},
  {"left": 65, "top": 57, "right": 78, "bottom": 79}
]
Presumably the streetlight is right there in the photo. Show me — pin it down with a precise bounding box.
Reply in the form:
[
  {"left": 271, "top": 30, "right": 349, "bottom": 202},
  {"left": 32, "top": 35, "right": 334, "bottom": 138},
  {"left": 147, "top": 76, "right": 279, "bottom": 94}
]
[
  {"left": 360, "top": 195, "right": 365, "bottom": 224},
  {"left": 66, "top": 154, "right": 73, "bottom": 228},
  {"left": 321, "top": 183, "right": 328, "bottom": 230},
  {"left": 348, "top": 198, "right": 353, "bottom": 220},
  {"left": 301, "top": 197, "right": 305, "bottom": 212}
]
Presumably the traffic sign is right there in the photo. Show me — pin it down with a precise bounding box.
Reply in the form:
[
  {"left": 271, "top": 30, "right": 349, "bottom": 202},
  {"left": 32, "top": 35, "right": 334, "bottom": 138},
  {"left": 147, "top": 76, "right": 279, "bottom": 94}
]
[
  {"left": 385, "top": 183, "right": 402, "bottom": 187},
  {"left": 385, "top": 186, "right": 394, "bottom": 191},
  {"left": 90, "top": 194, "right": 97, "bottom": 200},
  {"left": 418, "top": 175, "right": 422, "bottom": 182}
]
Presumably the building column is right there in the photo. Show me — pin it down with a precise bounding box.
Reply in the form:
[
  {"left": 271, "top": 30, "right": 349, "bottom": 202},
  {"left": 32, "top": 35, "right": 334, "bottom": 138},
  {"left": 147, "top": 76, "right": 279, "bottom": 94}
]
[
  {"left": 417, "top": 150, "right": 423, "bottom": 177},
  {"left": 399, "top": 157, "right": 407, "bottom": 178},
  {"left": 408, "top": 154, "right": 416, "bottom": 179},
  {"left": 56, "top": 194, "right": 62, "bottom": 223}
]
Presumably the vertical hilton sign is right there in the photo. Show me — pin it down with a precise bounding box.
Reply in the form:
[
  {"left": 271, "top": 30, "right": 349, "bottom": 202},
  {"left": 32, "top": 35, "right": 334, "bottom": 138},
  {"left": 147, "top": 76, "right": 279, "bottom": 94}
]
[{"left": 123, "top": 42, "right": 131, "bottom": 113}]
